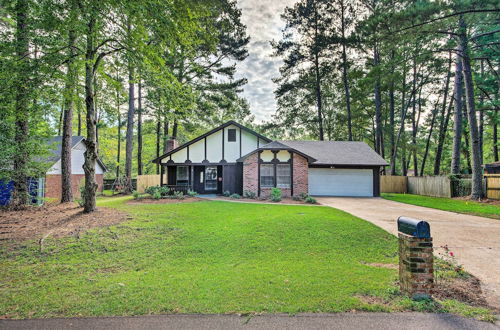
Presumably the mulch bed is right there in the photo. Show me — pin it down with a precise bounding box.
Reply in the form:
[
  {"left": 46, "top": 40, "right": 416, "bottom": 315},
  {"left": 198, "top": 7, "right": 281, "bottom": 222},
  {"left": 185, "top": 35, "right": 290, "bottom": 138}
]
[
  {"left": 216, "top": 196, "right": 314, "bottom": 205},
  {"left": 126, "top": 196, "right": 206, "bottom": 205},
  {"left": 0, "top": 202, "right": 128, "bottom": 241}
]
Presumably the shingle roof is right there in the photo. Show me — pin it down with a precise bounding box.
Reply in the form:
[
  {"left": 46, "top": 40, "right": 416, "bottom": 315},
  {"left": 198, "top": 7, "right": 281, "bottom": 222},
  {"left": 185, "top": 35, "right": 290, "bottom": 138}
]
[
  {"left": 278, "top": 141, "right": 388, "bottom": 166},
  {"left": 45, "top": 136, "right": 85, "bottom": 163}
]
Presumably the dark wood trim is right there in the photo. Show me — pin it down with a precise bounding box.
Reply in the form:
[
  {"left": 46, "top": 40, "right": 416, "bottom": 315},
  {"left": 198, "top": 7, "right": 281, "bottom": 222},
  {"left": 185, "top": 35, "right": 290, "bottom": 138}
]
[
  {"left": 257, "top": 150, "right": 262, "bottom": 197},
  {"left": 239, "top": 127, "right": 242, "bottom": 157},
  {"left": 204, "top": 137, "right": 207, "bottom": 161},
  {"left": 160, "top": 165, "right": 164, "bottom": 186},
  {"left": 151, "top": 120, "right": 271, "bottom": 164},
  {"left": 191, "top": 165, "right": 194, "bottom": 188},
  {"left": 222, "top": 128, "right": 225, "bottom": 161},
  {"left": 257, "top": 137, "right": 260, "bottom": 148},
  {"left": 290, "top": 152, "right": 294, "bottom": 196},
  {"left": 165, "top": 162, "right": 238, "bottom": 166},
  {"left": 186, "top": 145, "right": 190, "bottom": 161},
  {"left": 373, "top": 167, "right": 381, "bottom": 197}
]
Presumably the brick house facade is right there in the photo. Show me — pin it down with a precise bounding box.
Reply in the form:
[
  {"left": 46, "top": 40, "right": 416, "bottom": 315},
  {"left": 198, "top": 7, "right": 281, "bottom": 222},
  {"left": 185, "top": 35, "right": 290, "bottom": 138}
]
[{"left": 242, "top": 151, "right": 308, "bottom": 198}]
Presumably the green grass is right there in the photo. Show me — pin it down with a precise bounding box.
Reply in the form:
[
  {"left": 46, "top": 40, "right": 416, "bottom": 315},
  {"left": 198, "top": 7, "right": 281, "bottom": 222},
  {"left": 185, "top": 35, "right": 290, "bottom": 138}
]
[
  {"left": 382, "top": 193, "right": 500, "bottom": 220},
  {"left": 0, "top": 198, "right": 494, "bottom": 321}
]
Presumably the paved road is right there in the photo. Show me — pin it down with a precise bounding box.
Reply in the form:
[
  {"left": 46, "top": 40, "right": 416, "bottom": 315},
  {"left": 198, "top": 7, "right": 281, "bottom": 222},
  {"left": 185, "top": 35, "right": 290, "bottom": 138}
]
[
  {"left": 1, "top": 313, "right": 498, "bottom": 330},
  {"left": 317, "top": 197, "right": 500, "bottom": 310}
]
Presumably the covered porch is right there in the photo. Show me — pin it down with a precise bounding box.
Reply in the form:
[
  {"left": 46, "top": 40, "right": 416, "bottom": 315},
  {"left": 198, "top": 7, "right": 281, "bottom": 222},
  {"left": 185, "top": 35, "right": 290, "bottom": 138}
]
[{"left": 160, "top": 164, "right": 232, "bottom": 195}]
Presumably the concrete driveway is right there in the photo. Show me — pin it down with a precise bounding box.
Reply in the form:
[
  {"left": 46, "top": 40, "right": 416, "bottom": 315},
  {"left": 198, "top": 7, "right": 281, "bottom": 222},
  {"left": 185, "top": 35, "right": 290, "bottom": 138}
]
[{"left": 317, "top": 197, "right": 500, "bottom": 310}]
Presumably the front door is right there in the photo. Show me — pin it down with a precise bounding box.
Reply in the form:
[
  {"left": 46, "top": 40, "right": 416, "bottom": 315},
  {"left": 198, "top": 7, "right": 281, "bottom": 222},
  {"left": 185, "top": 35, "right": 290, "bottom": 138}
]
[{"left": 193, "top": 166, "right": 222, "bottom": 194}]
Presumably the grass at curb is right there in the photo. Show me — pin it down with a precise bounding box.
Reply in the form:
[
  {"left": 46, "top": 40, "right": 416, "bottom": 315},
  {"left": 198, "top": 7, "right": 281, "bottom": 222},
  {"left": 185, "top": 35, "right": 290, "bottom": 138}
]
[
  {"left": 0, "top": 197, "right": 495, "bottom": 321},
  {"left": 381, "top": 193, "right": 500, "bottom": 220}
]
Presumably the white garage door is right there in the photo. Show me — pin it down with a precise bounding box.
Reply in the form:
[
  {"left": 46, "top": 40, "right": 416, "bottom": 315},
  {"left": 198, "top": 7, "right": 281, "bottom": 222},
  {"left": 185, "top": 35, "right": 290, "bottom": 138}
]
[{"left": 308, "top": 168, "right": 373, "bottom": 197}]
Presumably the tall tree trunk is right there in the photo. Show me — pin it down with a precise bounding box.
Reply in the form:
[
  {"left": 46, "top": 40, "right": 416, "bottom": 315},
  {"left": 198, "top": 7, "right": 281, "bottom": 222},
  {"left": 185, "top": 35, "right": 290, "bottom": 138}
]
[
  {"left": 340, "top": 0, "right": 352, "bottom": 141},
  {"left": 433, "top": 52, "right": 453, "bottom": 175},
  {"left": 172, "top": 120, "right": 178, "bottom": 139},
  {"left": 373, "top": 44, "right": 383, "bottom": 154},
  {"left": 116, "top": 112, "right": 121, "bottom": 178},
  {"left": 58, "top": 103, "right": 64, "bottom": 136},
  {"left": 459, "top": 16, "right": 483, "bottom": 199},
  {"left": 451, "top": 51, "right": 464, "bottom": 175},
  {"left": 137, "top": 79, "right": 143, "bottom": 176},
  {"left": 313, "top": 6, "right": 324, "bottom": 141},
  {"left": 389, "top": 51, "right": 396, "bottom": 175},
  {"left": 60, "top": 1, "right": 77, "bottom": 203},
  {"left": 12, "top": 0, "right": 30, "bottom": 207},
  {"left": 156, "top": 117, "right": 161, "bottom": 174},
  {"left": 411, "top": 57, "right": 418, "bottom": 176},
  {"left": 478, "top": 60, "right": 484, "bottom": 165},
  {"left": 420, "top": 100, "right": 439, "bottom": 176},
  {"left": 82, "top": 13, "right": 98, "bottom": 213},
  {"left": 163, "top": 119, "right": 169, "bottom": 153},
  {"left": 391, "top": 62, "right": 407, "bottom": 175},
  {"left": 493, "top": 118, "right": 498, "bottom": 162},
  {"left": 125, "top": 61, "right": 135, "bottom": 193},
  {"left": 77, "top": 97, "right": 82, "bottom": 136}
]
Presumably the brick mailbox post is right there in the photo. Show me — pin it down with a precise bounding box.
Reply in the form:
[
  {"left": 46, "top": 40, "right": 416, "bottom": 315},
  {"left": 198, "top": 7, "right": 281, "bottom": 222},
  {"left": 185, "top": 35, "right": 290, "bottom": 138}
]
[{"left": 397, "top": 216, "right": 434, "bottom": 299}]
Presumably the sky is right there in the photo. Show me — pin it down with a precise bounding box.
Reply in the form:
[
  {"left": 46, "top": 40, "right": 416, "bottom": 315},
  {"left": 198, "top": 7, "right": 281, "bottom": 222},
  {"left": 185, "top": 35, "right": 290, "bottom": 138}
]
[{"left": 235, "top": 0, "right": 298, "bottom": 122}]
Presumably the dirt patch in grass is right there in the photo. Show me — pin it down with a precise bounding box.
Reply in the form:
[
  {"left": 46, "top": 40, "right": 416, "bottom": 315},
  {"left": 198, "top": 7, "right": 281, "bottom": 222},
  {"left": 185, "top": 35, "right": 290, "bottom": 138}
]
[
  {"left": 364, "top": 262, "right": 398, "bottom": 269},
  {"left": 0, "top": 202, "right": 128, "bottom": 241},
  {"left": 126, "top": 196, "right": 205, "bottom": 205},
  {"left": 435, "top": 275, "right": 490, "bottom": 308}
]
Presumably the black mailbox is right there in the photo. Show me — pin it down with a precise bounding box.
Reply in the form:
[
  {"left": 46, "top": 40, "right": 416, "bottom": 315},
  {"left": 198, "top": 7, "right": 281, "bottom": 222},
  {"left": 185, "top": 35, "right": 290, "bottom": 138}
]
[{"left": 397, "top": 216, "right": 431, "bottom": 238}]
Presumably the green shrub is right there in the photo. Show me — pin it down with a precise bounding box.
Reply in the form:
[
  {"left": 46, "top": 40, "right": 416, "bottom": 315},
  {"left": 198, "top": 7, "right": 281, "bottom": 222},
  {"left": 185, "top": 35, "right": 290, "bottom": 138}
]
[
  {"left": 292, "top": 195, "right": 302, "bottom": 201},
  {"left": 76, "top": 186, "right": 86, "bottom": 207},
  {"left": 132, "top": 190, "right": 140, "bottom": 200},
  {"left": 223, "top": 190, "right": 231, "bottom": 197},
  {"left": 187, "top": 190, "right": 197, "bottom": 197},
  {"left": 152, "top": 191, "right": 161, "bottom": 200},
  {"left": 145, "top": 185, "right": 159, "bottom": 195},
  {"left": 304, "top": 196, "right": 317, "bottom": 204},
  {"left": 230, "top": 193, "right": 241, "bottom": 199},
  {"left": 159, "top": 186, "right": 170, "bottom": 196},
  {"left": 243, "top": 190, "right": 256, "bottom": 199},
  {"left": 270, "top": 188, "right": 282, "bottom": 202},
  {"left": 173, "top": 191, "right": 184, "bottom": 199}
]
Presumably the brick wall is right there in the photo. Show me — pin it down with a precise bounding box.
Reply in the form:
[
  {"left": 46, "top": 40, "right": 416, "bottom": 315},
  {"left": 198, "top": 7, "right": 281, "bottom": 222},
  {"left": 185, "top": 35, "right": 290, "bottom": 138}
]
[
  {"left": 242, "top": 151, "right": 309, "bottom": 198},
  {"left": 242, "top": 153, "right": 259, "bottom": 195},
  {"left": 398, "top": 233, "right": 434, "bottom": 299},
  {"left": 293, "top": 153, "right": 308, "bottom": 196},
  {"left": 45, "top": 174, "right": 104, "bottom": 199}
]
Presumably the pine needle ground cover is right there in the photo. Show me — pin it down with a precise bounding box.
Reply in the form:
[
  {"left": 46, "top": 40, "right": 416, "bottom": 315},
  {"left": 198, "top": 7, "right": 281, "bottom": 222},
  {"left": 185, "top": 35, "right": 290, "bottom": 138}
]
[
  {"left": 0, "top": 197, "right": 493, "bottom": 320},
  {"left": 381, "top": 193, "right": 500, "bottom": 220}
]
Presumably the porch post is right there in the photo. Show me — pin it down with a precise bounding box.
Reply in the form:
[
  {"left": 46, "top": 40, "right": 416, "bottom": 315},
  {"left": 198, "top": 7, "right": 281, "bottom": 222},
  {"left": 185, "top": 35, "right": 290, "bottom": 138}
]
[
  {"left": 160, "top": 165, "right": 164, "bottom": 186},
  {"left": 191, "top": 166, "right": 194, "bottom": 191}
]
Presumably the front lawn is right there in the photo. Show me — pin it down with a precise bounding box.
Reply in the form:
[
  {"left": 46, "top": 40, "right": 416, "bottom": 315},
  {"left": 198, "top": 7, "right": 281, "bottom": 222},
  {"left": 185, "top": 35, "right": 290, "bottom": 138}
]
[
  {"left": 0, "top": 198, "right": 494, "bottom": 320},
  {"left": 381, "top": 193, "right": 500, "bottom": 220}
]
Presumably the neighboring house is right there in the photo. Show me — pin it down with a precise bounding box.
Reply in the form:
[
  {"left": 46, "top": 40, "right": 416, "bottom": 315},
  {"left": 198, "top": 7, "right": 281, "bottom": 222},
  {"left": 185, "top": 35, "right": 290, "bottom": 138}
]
[
  {"left": 44, "top": 136, "right": 107, "bottom": 199},
  {"left": 484, "top": 161, "right": 500, "bottom": 174},
  {"left": 152, "top": 121, "right": 387, "bottom": 197}
]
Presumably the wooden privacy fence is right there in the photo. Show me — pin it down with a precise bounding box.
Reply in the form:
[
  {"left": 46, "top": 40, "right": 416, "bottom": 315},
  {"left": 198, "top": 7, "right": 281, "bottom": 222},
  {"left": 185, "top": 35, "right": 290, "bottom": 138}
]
[
  {"left": 485, "top": 174, "right": 500, "bottom": 200},
  {"left": 136, "top": 175, "right": 166, "bottom": 193},
  {"left": 380, "top": 176, "right": 407, "bottom": 193},
  {"left": 408, "top": 176, "right": 452, "bottom": 198}
]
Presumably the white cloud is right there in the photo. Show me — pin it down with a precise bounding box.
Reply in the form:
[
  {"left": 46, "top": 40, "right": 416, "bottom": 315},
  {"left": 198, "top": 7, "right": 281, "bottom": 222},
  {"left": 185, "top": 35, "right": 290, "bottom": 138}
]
[{"left": 236, "top": 0, "right": 298, "bottom": 122}]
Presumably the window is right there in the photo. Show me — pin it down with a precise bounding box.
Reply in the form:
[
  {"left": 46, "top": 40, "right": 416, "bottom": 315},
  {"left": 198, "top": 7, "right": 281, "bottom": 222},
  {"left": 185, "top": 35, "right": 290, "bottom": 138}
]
[
  {"left": 205, "top": 166, "right": 218, "bottom": 190},
  {"left": 276, "top": 164, "right": 291, "bottom": 188},
  {"left": 260, "top": 164, "right": 274, "bottom": 188},
  {"left": 176, "top": 166, "right": 189, "bottom": 186},
  {"left": 228, "top": 129, "right": 236, "bottom": 142}
]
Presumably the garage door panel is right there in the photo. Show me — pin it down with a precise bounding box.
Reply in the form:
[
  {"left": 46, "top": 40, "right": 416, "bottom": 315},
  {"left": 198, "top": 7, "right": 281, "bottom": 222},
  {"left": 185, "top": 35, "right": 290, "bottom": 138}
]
[{"left": 308, "top": 168, "right": 373, "bottom": 197}]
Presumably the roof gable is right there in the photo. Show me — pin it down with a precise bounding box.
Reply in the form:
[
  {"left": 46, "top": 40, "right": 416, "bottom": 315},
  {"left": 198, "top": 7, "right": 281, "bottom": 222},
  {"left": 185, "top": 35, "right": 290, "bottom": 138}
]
[
  {"left": 44, "top": 136, "right": 107, "bottom": 172},
  {"left": 152, "top": 121, "right": 271, "bottom": 163}
]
